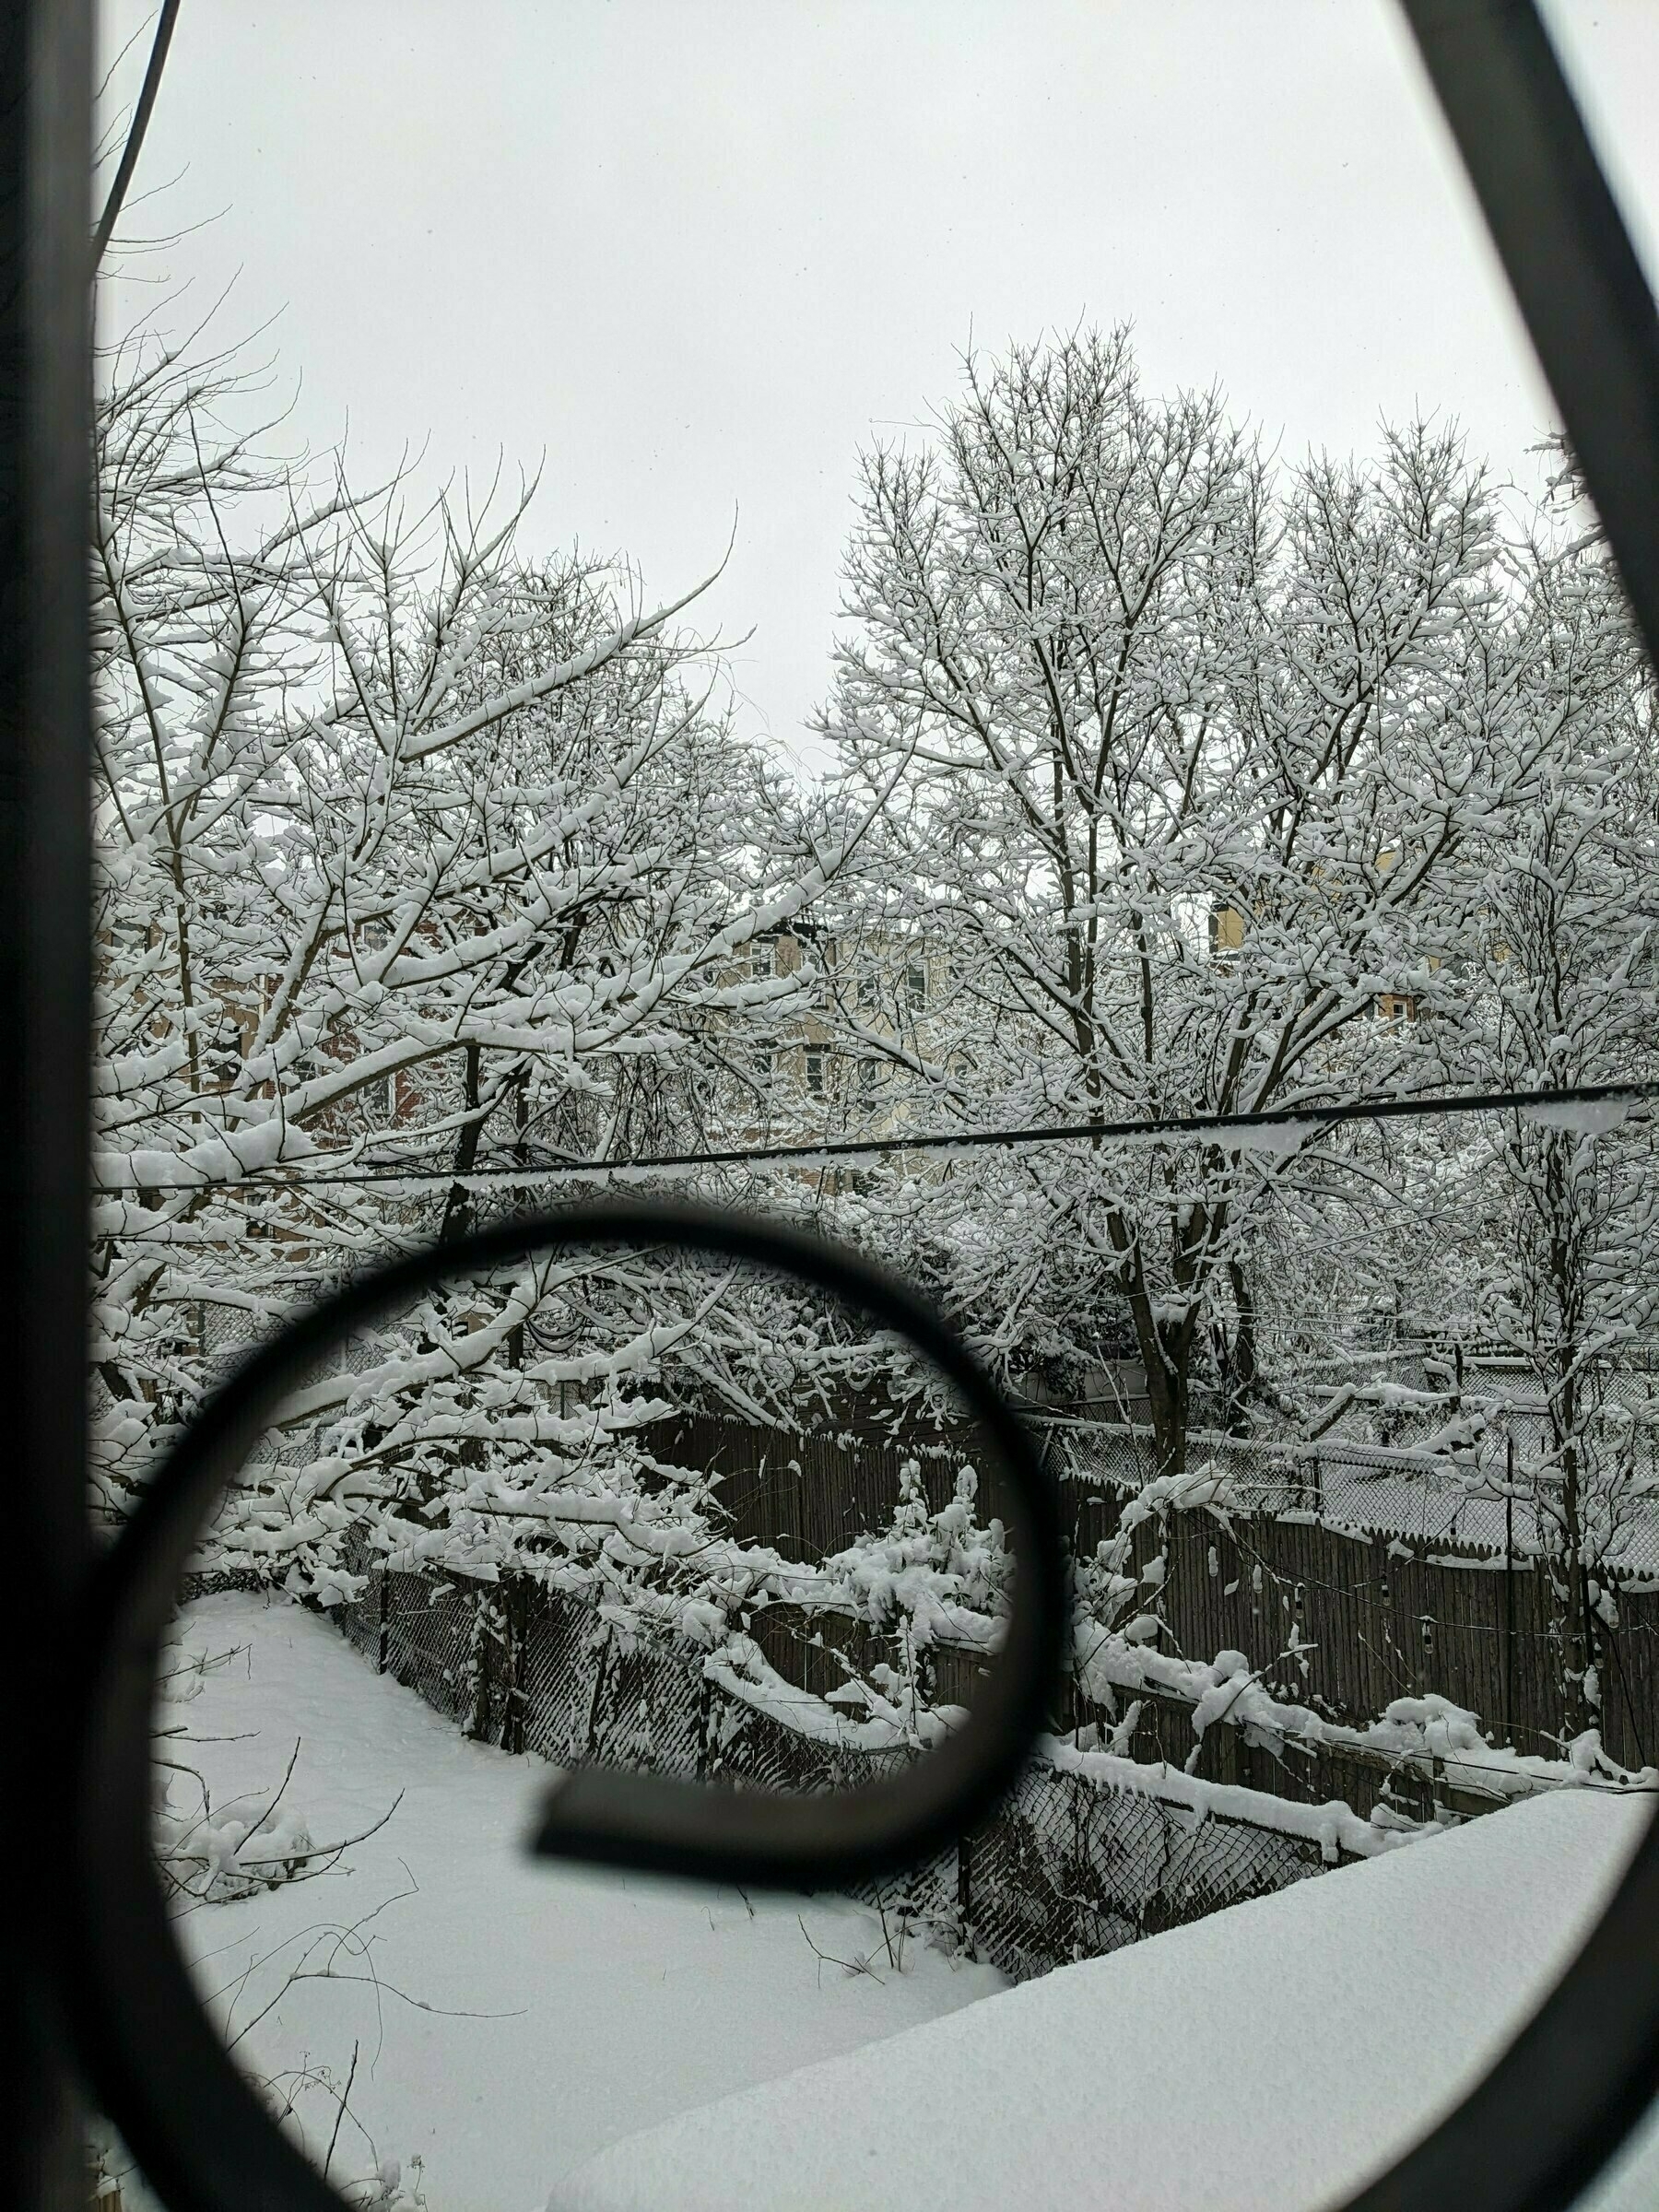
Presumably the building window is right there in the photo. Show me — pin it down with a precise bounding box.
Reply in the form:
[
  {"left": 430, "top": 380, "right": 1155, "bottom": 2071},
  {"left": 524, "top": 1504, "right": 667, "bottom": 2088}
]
[
  {"left": 905, "top": 960, "right": 926, "bottom": 1009},
  {"left": 1209, "top": 906, "right": 1245, "bottom": 958},
  {"left": 805, "top": 1048, "right": 826, "bottom": 1094}
]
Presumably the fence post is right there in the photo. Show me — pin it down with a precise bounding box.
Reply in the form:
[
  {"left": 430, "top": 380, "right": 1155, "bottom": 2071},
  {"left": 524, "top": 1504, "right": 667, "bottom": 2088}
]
[
  {"left": 582, "top": 1608, "right": 613, "bottom": 1761},
  {"left": 464, "top": 1585, "right": 501, "bottom": 1745},
  {"left": 1504, "top": 1436, "right": 1516, "bottom": 1747},
  {"left": 496, "top": 1581, "right": 523, "bottom": 1756},
  {"left": 375, "top": 1567, "right": 389, "bottom": 1676}
]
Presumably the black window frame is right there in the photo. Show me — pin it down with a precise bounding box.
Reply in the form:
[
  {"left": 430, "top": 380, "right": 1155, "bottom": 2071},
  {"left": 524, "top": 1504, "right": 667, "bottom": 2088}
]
[{"left": 9, "top": 6, "right": 1659, "bottom": 2210}]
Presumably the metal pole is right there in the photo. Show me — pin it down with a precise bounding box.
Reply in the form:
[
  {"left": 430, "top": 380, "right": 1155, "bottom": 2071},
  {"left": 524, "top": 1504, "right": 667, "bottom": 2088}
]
[
  {"left": 1505, "top": 1435, "right": 1516, "bottom": 1749},
  {"left": 0, "top": 6, "right": 94, "bottom": 2207}
]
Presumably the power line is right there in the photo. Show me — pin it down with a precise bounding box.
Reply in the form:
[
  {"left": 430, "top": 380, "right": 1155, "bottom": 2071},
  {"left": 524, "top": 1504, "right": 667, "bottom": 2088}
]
[
  {"left": 90, "top": 1077, "right": 1658, "bottom": 1200},
  {"left": 93, "top": 0, "right": 181, "bottom": 271}
]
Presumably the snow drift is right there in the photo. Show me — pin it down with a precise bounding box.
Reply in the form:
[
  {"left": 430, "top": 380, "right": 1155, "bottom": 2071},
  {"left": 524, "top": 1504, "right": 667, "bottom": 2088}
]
[{"left": 553, "top": 1787, "right": 1658, "bottom": 2212}]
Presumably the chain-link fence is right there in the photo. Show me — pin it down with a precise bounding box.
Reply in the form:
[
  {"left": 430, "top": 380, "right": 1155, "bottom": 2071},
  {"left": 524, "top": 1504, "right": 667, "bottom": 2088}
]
[
  {"left": 962, "top": 1758, "right": 1324, "bottom": 1978},
  {"left": 320, "top": 1547, "right": 1353, "bottom": 1983}
]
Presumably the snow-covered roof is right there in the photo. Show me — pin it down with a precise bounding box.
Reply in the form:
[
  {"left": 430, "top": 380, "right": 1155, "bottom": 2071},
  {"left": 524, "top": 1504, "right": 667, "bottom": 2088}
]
[{"left": 551, "top": 1790, "right": 1658, "bottom": 2212}]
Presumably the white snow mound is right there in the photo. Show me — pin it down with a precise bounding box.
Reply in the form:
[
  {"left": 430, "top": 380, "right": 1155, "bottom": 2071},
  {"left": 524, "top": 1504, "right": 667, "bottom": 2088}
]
[{"left": 552, "top": 1787, "right": 1658, "bottom": 2212}]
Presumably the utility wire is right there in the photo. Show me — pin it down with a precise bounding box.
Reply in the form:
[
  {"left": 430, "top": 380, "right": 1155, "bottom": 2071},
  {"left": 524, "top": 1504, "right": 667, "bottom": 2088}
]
[
  {"left": 93, "top": 0, "right": 182, "bottom": 272},
  {"left": 90, "top": 1077, "right": 1658, "bottom": 1200}
]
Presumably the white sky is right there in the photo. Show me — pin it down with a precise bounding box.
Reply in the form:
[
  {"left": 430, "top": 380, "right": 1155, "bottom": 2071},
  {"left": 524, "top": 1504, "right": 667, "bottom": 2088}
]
[{"left": 98, "top": 2, "right": 1659, "bottom": 773}]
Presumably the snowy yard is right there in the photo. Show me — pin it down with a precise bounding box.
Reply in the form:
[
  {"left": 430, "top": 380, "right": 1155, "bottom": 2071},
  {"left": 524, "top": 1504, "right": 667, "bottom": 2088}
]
[
  {"left": 135, "top": 1591, "right": 1659, "bottom": 2212},
  {"left": 147, "top": 1593, "right": 1003, "bottom": 2212}
]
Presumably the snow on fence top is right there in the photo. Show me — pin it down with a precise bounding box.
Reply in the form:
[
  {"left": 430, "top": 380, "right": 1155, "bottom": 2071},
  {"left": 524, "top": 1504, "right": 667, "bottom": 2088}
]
[{"left": 1042, "top": 1416, "right": 1659, "bottom": 1576}]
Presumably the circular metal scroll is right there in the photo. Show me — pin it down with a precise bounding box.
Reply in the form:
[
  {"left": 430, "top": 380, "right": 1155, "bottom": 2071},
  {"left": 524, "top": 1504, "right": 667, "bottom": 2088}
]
[
  {"left": 65, "top": 1200, "right": 1659, "bottom": 2212},
  {"left": 66, "top": 1202, "right": 1066, "bottom": 2212}
]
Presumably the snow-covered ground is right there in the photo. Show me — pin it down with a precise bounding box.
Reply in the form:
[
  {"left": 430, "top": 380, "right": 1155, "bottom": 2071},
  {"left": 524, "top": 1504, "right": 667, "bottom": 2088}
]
[
  {"left": 559, "top": 1783, "right": 1659, "bottom": 2212},
  {"left": 149, "top": 1592, "right": 1004, "bottom": 2212},
  {"left": 137, "top": 1591, "right": 1659, "bottom": 2212}
]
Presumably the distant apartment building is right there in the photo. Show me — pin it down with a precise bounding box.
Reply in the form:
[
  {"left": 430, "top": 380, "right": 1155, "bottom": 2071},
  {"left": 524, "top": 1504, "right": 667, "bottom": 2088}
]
[{"left": 713, "top": 919, "right": 955, "bottom": 1175}]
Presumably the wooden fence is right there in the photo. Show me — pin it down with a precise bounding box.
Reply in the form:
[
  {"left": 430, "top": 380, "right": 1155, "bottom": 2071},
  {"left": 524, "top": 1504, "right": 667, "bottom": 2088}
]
[
  {"left": 640, "top": 1406, "right": 1006, "bottom": 1555},
  {"left": 642, "top": 1406, "right": 1659, "bottom": 1773},
  {"left": 1116, "top": 1502, "right": 1659, "bottom": 1774}
]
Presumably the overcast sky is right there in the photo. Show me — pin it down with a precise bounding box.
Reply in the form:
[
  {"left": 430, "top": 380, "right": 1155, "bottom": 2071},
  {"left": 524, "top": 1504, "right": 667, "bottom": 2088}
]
[{"left": 98, "top": 2, "right": 1659, "bottom": 772}]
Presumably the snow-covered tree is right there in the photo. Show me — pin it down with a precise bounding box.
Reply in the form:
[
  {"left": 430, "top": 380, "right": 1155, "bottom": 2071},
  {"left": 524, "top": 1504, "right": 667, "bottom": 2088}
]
[
  {"left": 88, "top": 318, "right": 837, "bottom": 1574},
  {"left": 1456, "top": 517, "right": 1659, "bottom": 1733},
  {"left": 818, "top": 327, "right": 1530, "bottom": 1476}
]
